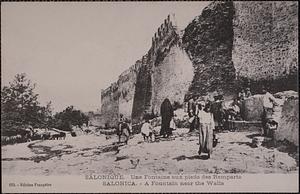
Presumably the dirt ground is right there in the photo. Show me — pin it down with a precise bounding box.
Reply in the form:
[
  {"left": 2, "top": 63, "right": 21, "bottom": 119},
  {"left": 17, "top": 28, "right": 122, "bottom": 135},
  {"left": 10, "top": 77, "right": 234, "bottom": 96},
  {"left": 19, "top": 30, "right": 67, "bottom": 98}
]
[{"left": 1, "top": 128, "right": 298, "bottom": 175}]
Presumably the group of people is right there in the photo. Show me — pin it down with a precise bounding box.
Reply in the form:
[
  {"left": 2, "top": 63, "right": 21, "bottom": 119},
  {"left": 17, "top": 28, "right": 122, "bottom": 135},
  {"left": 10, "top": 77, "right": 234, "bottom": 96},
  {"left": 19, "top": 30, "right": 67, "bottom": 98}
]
[
  {"left": 187, "top": 87, "right": 253, "bottom": 134},
  {"left": 236, "top": 86, "right": 279, "bottom": 139},
  {"left": 186, "top": 86, "right": 277, "bottom": 158},
  {"left": 116, "top": 85, "right": 279, "bottom": 158},
  {"left": 188, "top": 95, "right": 224, "bottom": 133},
  {"left": 140, "top": 98, "right": 176, "bottom": 143},
  {"left": 238, "top": 87, "right": 252, "bottom": 101},
  {"left": 117, "top": 101, "right": 177, "bottom": 145}
]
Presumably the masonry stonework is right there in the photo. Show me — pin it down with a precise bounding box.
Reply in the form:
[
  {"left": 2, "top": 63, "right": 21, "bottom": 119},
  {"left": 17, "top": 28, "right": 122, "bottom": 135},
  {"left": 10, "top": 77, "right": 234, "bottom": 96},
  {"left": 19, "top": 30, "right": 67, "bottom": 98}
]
[
  {"left": 152, "top": 45, "right": 194, "bottom": 115},
  {"left": 276, "top": 97, "right": 299, "bottom": 146},
  {"left": 100, "top": 82, "right": 119, "bottom": 127},
  {"left": 182, "top": 1, "right": 236, "bottom": 99},
  {"left": 131, "top": 57, "right": 152, "bottom": 124},
  {"left": 100, "top": 2, "right": 298, "bottom": 129},
  {"left": 118, "top": 62, "right": 140, "bottom": 121},
  {"left": 232, "top": 1, "right": 298, "bottom": 93}
]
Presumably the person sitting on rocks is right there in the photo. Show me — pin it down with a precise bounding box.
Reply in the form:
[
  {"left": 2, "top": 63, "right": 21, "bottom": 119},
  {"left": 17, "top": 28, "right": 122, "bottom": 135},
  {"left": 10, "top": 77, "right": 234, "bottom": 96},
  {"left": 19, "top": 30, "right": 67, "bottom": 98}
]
[
  {"left": 228, "top": 99, "right": 241, "bottom": 120},
  {"left": 245, "top": 87, "right": 252, "bottom": 98},
  {"left": 238, "top": 89, "right": 246, "bottom": 101}
]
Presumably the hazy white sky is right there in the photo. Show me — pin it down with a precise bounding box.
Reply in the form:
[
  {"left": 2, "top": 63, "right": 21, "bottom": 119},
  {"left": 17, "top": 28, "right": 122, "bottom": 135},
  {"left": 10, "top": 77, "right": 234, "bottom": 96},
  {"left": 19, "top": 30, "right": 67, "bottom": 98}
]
[{"left": 1, "top": 2, "right": 209, "bottom": 113}]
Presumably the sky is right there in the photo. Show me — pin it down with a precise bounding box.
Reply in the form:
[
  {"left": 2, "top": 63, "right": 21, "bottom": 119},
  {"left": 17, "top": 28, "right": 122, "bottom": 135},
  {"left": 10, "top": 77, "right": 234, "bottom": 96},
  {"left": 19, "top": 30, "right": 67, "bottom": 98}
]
[{"left": 1, "top": 2, "right": 210, "bottom": 113}]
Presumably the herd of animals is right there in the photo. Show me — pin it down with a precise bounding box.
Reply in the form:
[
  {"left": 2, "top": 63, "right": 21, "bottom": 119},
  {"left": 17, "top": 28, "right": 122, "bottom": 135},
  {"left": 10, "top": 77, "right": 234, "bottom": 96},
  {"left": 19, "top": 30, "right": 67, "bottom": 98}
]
[
  {"left": 1, "top": 131, "right": 67, "bottom": 145},
  {"left": 1, "top": 127, "right": 94, "bottom": 145}
]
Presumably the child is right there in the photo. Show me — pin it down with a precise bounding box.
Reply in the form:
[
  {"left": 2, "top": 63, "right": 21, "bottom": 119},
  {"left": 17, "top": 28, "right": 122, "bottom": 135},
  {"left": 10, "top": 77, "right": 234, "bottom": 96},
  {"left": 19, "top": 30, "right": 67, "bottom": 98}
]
[
  {"left": 169, "top": 117, "right": 177, "bottom": 131},
  {"left": 141, "top": 118, "right": 153, "bottom": 143},
  {"left": 198, "top": 102, "right": 215, "bottom": 158}
]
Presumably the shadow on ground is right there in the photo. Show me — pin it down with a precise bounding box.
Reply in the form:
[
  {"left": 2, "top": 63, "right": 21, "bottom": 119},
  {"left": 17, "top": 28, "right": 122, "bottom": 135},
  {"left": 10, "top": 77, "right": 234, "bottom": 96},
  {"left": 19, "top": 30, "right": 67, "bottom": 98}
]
[{"left": 173, "top": 154, "right": 209, "bottom": 161}]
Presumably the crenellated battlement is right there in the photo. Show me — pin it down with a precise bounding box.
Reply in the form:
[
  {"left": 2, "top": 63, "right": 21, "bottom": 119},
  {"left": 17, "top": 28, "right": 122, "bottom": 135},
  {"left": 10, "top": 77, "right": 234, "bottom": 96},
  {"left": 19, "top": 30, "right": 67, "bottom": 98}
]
[
  {"left": 101, "top": 81, "right": 119, "bottom": 100},
  {"left": 111, "top": 82, "right": 118, "bottom": 92},
  {"left": 151, "top": 14, "right": 178, "bottom": 54},
  {"left": 101, "top": 86, "right": 112, "bottom": 98},
  {"left": 141, "top": 54, "right": 149, "bottom": 64},
  {"left": 102, "top": 13, "right": 178, "bottom": 98},
  {"left": 101, "top": 13, "right": 180, "bottom": 116}
]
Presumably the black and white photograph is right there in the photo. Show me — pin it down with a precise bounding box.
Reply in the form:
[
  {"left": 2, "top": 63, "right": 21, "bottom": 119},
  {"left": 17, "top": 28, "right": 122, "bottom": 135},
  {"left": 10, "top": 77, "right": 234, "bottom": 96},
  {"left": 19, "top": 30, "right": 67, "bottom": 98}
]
[{"left": 1, "top": 1, "right": 299, "bottom": 193}]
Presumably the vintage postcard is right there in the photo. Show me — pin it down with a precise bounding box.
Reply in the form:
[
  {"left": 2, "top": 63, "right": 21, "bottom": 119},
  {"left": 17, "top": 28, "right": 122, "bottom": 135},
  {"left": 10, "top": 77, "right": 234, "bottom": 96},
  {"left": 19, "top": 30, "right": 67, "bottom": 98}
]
[{"left": 1, "top": 1, "right": 299, "bottom": 193}]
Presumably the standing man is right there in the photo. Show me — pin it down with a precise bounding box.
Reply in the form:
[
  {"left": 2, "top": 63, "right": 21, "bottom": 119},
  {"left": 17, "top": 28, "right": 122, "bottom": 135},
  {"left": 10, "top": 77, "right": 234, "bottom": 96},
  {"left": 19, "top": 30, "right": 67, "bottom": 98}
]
[
  {"left": 160, "top": 98, "right": 174, "bottom": 138},
  {"left": 117, "top": 114, "right": 125, "bottom": 143},
  {"left": 198, "top": 102, "right": 215, "bottom": 158},
  {"left": 117, "top": 114, "right": 131, "bottom": 144},
  {"left": 211, "top": 96, "right": 225, "bottom": 131},
  {"left": 187, "top": 96, "right": 197, "bottom": 132}
]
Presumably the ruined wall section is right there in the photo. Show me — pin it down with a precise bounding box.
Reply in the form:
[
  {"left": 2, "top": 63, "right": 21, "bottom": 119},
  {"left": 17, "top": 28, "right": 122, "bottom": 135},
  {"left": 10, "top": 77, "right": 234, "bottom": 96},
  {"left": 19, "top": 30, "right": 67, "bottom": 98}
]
[
  {"left": 101, "top": 15, "right": 182, "bottom": 126},
  {"left": 232, "top": 2, "right": 298, "bottom": 93},
  {"left": 182, "top": 2, "right": 236, "bottom": 99},
  {"left": 100, "top": 82, "right": 119, "bottom": 127},
  {"left": 131, "top": 56, "right": 152, "bottom": 124},
  {"left": 118, "top": 61, "right": 141, "bottom": 120},
  {"left": 131, "top": 14, "right": 194, "bottom": 120},
  {"left": 100, "top": 60, "right": 142, "bottom": 126}
]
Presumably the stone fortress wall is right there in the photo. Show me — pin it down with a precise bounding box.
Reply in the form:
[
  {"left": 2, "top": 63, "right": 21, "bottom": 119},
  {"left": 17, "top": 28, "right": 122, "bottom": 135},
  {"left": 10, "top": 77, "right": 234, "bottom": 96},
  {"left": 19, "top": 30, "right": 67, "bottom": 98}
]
[
  {"left": 100, "top": 14, "right": 186, "bottom": 126},
  {"left": 182, "top": 1, "right": 236, "bottom": 99},
  {"left": 232, "top": 1, "right": 298, "bottom": 93},
  {"left": 99, "top": 2, "right": 298, "bottom": 128},
  {"left": 149, "top": 14, "right": 194, "bottom": 116},
  {"left": 118, "top": 61, "right": 141, "bottom": 122},
  {"left": 100, "top": 82, "right": 119, "bottom": 127}
]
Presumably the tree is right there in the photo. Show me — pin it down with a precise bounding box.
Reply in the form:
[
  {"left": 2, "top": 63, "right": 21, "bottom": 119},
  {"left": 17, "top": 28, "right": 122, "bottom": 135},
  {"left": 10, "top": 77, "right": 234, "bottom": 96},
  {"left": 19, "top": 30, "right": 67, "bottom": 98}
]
[
  {"left": 1, "top": 73, "right": 52, "bottom": 136},
  {"left": 53, "top": 106, "right": 89, "bottom": 131}
]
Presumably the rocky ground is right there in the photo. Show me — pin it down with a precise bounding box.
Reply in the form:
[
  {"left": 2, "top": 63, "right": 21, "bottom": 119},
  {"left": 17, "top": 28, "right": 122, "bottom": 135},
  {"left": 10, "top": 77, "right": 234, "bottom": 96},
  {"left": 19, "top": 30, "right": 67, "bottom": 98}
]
[{"left": 1, "top": 128, "right": 298, "bottom": 175}]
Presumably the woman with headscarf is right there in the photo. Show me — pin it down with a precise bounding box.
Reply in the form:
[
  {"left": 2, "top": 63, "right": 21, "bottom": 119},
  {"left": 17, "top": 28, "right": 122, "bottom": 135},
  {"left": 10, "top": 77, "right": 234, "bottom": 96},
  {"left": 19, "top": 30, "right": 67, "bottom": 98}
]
[{"left": 160, "top": 98, "right": 174, "bottom": 138}]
